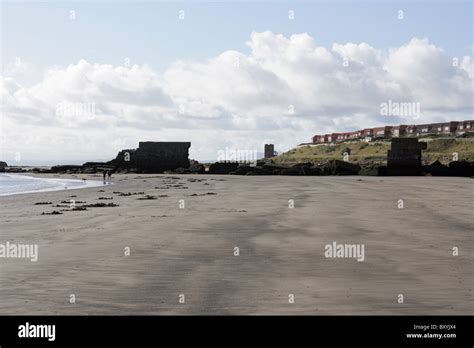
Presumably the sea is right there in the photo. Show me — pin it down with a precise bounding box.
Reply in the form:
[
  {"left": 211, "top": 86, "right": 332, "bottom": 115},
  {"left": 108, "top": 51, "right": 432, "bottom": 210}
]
[{"left": 0, "top": 174, "right": 105, "bottom": 196}]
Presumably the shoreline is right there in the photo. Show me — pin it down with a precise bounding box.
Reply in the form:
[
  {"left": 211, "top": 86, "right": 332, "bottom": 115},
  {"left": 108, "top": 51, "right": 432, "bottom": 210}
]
[{"left": 0, "top": 173, "right": 106, "bottom": 197}]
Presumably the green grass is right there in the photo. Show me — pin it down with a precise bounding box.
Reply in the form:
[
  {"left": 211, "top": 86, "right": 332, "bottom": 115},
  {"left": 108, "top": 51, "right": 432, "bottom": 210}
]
[{"left": 274, "top": 137, "right": 474, "bottom": 164}]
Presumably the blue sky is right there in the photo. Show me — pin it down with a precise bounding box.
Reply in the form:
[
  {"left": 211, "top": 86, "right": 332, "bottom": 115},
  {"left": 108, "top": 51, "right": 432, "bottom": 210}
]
[
  {"left": 0, "top": 0, "right": 472, "bottom": 164},
  {"left": 2, "top": 0, "right": 472, "bottom": 76}
]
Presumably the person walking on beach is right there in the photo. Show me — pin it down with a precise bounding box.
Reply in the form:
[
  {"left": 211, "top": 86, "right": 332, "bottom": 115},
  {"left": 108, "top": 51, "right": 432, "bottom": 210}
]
[
  {"left": 107, "top": 170, "right": 112, "bottom": 183},
  {"left": 102, "top": 169, "right": 107, "bottom": 184}
]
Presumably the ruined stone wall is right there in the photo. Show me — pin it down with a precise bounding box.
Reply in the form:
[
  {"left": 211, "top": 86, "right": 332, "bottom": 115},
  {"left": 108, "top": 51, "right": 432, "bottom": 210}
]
[
  {"left": 136, "top": 142, "right": 190, "bottom": 172},
  {"left": 109, "top": 142, "right": 190, "bottom": 173},
  {"left": 387, "top": 138, "right": 427, "bottom": 175}
]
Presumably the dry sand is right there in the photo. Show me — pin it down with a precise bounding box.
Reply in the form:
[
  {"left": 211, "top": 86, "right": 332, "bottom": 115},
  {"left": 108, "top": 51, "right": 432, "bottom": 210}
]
[{"left": 0, "top": 173, "right": 472, "bottom": 315}]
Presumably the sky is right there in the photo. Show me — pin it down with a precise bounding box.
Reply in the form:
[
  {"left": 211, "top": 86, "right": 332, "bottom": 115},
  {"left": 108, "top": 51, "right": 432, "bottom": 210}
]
[{"left": 0, "top": 0, "right": 473, "bottom": 164}]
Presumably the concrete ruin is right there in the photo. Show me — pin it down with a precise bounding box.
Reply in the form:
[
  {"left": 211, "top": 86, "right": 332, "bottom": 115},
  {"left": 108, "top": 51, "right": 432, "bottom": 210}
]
[
  {"left": 386, "top": 138, "right": 427, "bottom": 175},
  {"left": 109, "top": 141, "right": 191, "bottom": 173},
  {"left": 264, "top": 144, "right": 275, "bottom": 159}
]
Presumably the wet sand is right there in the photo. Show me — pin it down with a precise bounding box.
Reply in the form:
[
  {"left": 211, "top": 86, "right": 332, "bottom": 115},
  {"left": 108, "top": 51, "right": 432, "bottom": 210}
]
[{"left": 0, "top": 174, "right": 472, "bottom": 314}]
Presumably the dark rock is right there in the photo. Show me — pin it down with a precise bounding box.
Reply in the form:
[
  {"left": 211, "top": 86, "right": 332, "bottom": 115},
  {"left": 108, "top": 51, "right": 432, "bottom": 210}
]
[
  {"left": 31, "top": 168, "right": 51, "bottom": 173},
  {"left": 162, "top": 159, "right": 205, "bottom": 174},
  {"left": 289, "top": 163, "right": 311, "bottom": 174},
  {"left": 235, "top": 166, "right": 255, "bottom": 175},
  {"left": 252, "top": 167, "right": 273, "bottom": 175},
  {"left": 293, "top": 163, "right": 320, "bottom": 175},
  {"left": 317, "top": 160, "right": 361, "bottom": 175},
  {"left": 0, "top": 161, "right": 7, "bottom": 167},
  {"left": 166, "top": 168, "right": 187, "bottom": 174},
  {"left": 256, "top": 160, "right": 267, "bottom": 166},
  {"left": 79, "top": 162, "right": 114, "bottom": 173},
  {"left": 358, "top": 162, "right": 381, "bottom": 176},
  {"left": 358, "top": 166, "right": 379, "bottom": 176},
  {"left": 279, "top": 168, "right": 301, "bottom": 176},
  {"left": 262, "top": 164, "right": 287, "bottom": 172},
  {"left": 423, "top": 160, "right": 450, "bottom": 176},
  {"left": 306, "top": 166, "right": 324, "bottom": 176},
  {"left": 82, "top": 162, "right": 107, "bottom": 167},
  {"left": 377, "top": 166, "right": 387, "bottom": 176},
  {"left": 422, "top": 160, "right": 474, "bottom": 177},
  {"left": 82, "top": 167, "right": 97, "bottom": 174},
  {"left": 115, "top": 167, "right": 138, "bottom": 174},
  {"left": 386, "top": 167, "right": 423, "bottom": 176},
  {"left": 188, "top": 160, "right": 206, "bottom": 174},
  {"left": 208, "top": 162, "right": 239, "bottom": 174},
  {"left": 50, "top": 165, "right": 83, "bottom": 173},
  {"left": 429, "top": 160, "right": 445, "bottom": 167},
  {"left": 234, "top": 166, "right": 274, "bottom": 175},
  {"left": 331, "top": 160, "right": 360, "bottom": 175},
  {"left": 291, "top": 162, "right": 313, "bottom": 167},
  {"left": 448, "top": 160, "right": 474, "bottom": 177},
  {"left": 5, "top": 167, "right": 26, "bottom": 173}
]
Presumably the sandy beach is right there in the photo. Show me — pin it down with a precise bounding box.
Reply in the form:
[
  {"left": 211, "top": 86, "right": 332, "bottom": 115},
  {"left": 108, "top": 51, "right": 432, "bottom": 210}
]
[{"left": 0, "top": 174, "right": 472, "bottom": 315}]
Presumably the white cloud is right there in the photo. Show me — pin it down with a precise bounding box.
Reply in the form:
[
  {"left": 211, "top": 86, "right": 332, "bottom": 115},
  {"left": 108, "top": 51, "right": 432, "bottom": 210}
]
[{"left": 0, "top": 32, "right": 472, "bottom": 163}]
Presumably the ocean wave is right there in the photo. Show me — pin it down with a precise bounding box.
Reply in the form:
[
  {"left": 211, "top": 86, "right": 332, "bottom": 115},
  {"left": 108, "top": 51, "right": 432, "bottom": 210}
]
[{"left": 0, "top": 174, "right": 106, "bottom": 196}]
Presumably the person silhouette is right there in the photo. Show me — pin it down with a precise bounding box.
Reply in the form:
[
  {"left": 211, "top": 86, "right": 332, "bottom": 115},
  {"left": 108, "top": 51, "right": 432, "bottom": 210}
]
[
  {"left": 107, "top": 170, "right": 112, "bottom": 183},
  {"left": 102, "top": 169, "right": 107, "bottom": 184}
]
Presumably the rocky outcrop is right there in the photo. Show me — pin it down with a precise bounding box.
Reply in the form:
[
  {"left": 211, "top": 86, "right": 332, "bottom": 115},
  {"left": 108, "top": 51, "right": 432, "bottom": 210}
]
[
  {"left": 50, "top": 163, "right": 115, "bottom": 174},
  {"left": 180, "top": 160, "right": 206, "bottom": 174},
  {"left": 50, "top": 165, "right": 83, "bottom": 173},
  {"left": 314, "top": 160, "right": 361, "bottom": 175},
  {"left": 0, "top": 161, "right": 7, "bottom": 167},
  {"left": 31, "top": 168, "right": 52, "bottom": 173},
  {"left": 234, "top": 166, "right": 257, "bottom": 175},
  {"left": 357, "top": 161, "right": 380, "bottom": 176},
  {"left": 423, "top": 160, "right": 450, "bottom": 176},
  {"left": 208, "top": 162, "right": 239, "bottom": 174},
  {"left": 208, "top": 160, "right": 361, "bottom": 176},
  {"left": 165, "top": 160, "right": 205, "bottom": 174},
  {"left": 401, "top": 159, "right": 474, "bottom": 177},
  {"left": 447, "top": 160, "right": 474, "bottom": 177}
]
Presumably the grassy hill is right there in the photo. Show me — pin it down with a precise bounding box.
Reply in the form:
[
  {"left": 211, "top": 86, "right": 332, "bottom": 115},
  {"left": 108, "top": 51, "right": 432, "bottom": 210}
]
[{"left": 274, "top": 137, "right": 474, "bottom": 165}]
